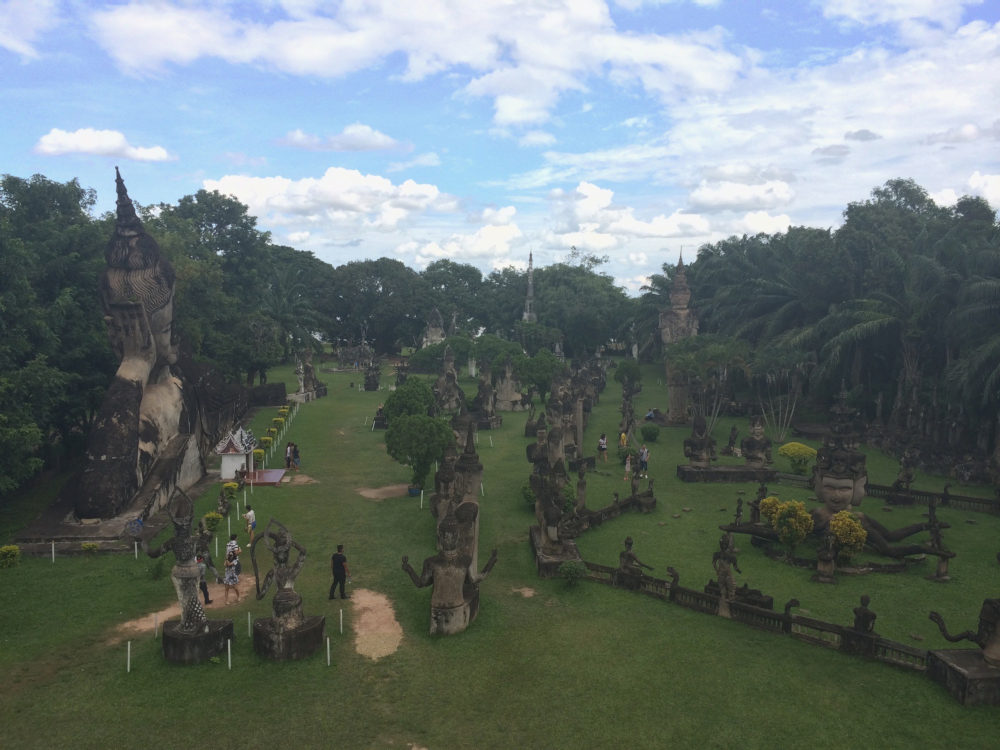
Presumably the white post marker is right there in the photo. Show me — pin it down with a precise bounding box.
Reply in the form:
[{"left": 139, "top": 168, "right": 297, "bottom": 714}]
[
  {"left": 489, "top": 434, "right": 494, "bottom": 448},
  {"left": 215, "top": 536, "right": 219, "bottom": 557},
  {"left": 339, "top": 608, "right": 343, "bottom": 635},
  {"left": 248, "top": 612, "right": 252, "bottom": 638},
  {"left": 480, "top": 482, "right": 485, "bottom": 496},
  {"left": 227, "top": 515, "right": 231, "bottom": 536},
  {"left": 134, "top": 541, "right": 138, "bottom": 560},
  {"left": 420, "top": 491, "right": 423, "bottom": 510},
  {"left": 127, "top": 641, "right": 131, "bottom": 673},
  {"left": 227, "top": 639, "right": 232, "bottom": 670},
  {"left": 327, "top": 637, "right": 331, "bottom": 667},
  {"left": 153, "top": 614, "right": 158, "bottom": 639},
  {"left": 51, "top": 540, "right": 55, "bottom": 563}
]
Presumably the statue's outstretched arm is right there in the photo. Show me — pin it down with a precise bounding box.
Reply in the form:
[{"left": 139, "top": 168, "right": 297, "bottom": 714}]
[
  {"left": 929, "top": 611, "right": 982, "bottom": 646},
  {"left": 401, "top": 555, "right": 431, "bottom": 588},
  {"left": 145, "top": 537, "right": 173, "bottom": 559},
  {"left": 289, "top": 541, "right": 307, "bottom": 580}
]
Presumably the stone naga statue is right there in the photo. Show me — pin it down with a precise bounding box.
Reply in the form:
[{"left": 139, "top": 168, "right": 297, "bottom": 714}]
[{"left": 929, "top": 600, "right": 1000, "bottom": 667}]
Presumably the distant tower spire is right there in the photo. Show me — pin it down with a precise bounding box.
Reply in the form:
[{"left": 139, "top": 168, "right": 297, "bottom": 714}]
[{"left": 522, "top": 251, "right": 537, "bottom": 323}]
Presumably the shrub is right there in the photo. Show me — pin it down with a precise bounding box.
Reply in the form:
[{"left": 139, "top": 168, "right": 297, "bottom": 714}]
[
  {"left": 384, "top": 377, "right": 436, "bottom": 421},
  {"left": 385, "top": 414, "right": 455, "bottom": 488},
  {"left": 266, "top": 427, "right": 277, "bottom": 437},
  {"left": 253, "top": 448, "right": 265, "bottom": 464},
  {"left": 777, "top": 442, "right": 817, "bottom": 475},
  {"left": 222, "top": 482, "right": 239, "bottom": 499},
  {"left": 830, "top": 510, "right": 867, "bottom": 556},
  {"left": 640, "top": 424, "right": 660, "bottom": 443},
  {"left": 759, "top": 496, "right": 782, "bottom": 524},
  {"left": 0, "top": 544, "right": 21, "bottom": 568},
  {"left": 260, "top": 436, "right": 273, "bottom": 448},
  {"left": 562, "top": 482, "right": 577, "bottom": 513},
  {"left": 202, "top": 512, "right": 223, "bottom": 534},
  {"left": 278, "top": 407, "right": 290, "bottom": 416},
  {"left": 81, "top": 542, "right": 99, "bottom": 555},
  {"left": 772, "top": 500, "right": 814, "bottom": 551},
  {"left": 559, "top": 560, "right": 588, "bottom": 588}
]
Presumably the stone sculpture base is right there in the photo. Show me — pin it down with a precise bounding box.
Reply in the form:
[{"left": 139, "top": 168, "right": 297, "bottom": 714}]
[
  {"left": 252, "top": 615, "right": 326, "bottom": 660},
  {"left": 676, "top": 465, "right": 777, "bottom": 483},
  {"left": 162, "top": 620, "right": 234, "bottom": 664},
  {"left": 431, "top": 591, "right": 480, "bottom": 636},
  {"left": 529, "top": 526, "right": 581, "bottom": 578},
  {"left": 928, "top": 650, "right": 1000, "bottom": 706}
]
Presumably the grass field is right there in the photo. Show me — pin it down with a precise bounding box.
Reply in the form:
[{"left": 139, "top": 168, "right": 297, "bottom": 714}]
[{"left": 1, "top": 361, "right": 998, "bottom": 749}]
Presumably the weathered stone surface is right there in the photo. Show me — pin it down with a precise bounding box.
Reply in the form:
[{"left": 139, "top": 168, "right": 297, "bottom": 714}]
[{"left": 162, "top": 619, "right": 234, "bottom": 664}]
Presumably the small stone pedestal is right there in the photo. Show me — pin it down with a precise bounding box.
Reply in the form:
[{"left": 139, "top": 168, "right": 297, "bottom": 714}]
[
  {"left": 252, "top": 589, "right": 325, "bottom": 660},
  {"left": 529, "top": 526, "right": 581, "bottom": 578},
  {"left": 162, "top": 620, "right": 234, "bottom": 664},
  {"left": 840, "top": 631, "right": 878, "bottom": 659},
  {"left": 928, "top": 650, "right": 1000, "bottom": 706}
]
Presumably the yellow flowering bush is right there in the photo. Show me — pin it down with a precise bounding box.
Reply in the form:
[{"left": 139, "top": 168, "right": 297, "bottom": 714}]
[
  {"left": 222, "top": 482, "right": 239, "bottom": 499},
  {"left": 777, "top": 442, "right": 817, "bottom": 475},
  {"left": 260, "top": 436, "right": 273, "bottom": 448},
  {"left": 773, "top": 500, "right": 814, "bottom": 551},
  {"left": 759, "top": 496, "right": 783, "bottom": 525},
  {"left": 278, "top": 407, "right": 290, "bottom": 416},
  {"left": 266, "top": 427, "right": 277, "bottom": 437},
  {"left": 830, "top": 510, "right": 867, "bottom": 556},
  {"left": 253, "top": 448, "right": 265, "bottom": 464},
  {"left": 272, "top": 417, "right": 285, "bottom": 426},
  {"left": 81, "top": 542, "right": 99, "bottom": 555},
  {"left": 202, "top": 511, "right": 223, "bottom": 533}
]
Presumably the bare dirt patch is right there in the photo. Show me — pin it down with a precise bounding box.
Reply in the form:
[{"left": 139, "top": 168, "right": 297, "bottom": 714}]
[
  {"left": 512, "top": 586, "right": 537, "bottom": 598},
  {"left": 356, "top": 484, "right": 410, "bottom": 500},
  {"left": 282, "top": 473, "right": 318, "bottom": 484},
  {"left": 107, "top": 576, "right": 257, "bottom": 644},
  {"left": 350, "top": 588, "right": 403, "bottom": 660}
]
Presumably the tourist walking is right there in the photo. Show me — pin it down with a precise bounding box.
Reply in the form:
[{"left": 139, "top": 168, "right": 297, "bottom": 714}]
[
  {"left": 243, "top": 504, "right": 256, "bottom": 544},
  {"left": 638, "top": 444, "right": 650, "bottom": 478},
  {"left": 223, "top": 549, "right": 240, "bottom": 604},
  {"left": 598, "top": 433, "right": 608, "bottom": 463},
  {"left": 292, "top": 443, "right": 301, "bottom": 471},
  {"left": 285, "top": 442, "right": 292, "bottom": 469},
  {"left": 197, "top": 555, "right": 212, "bottom": 605},
  {"left": 330, "top": 544, "right": 351, "bottom": 599},
  {"left": 623, "top": 454, "right": 632, "bottom": 482}
]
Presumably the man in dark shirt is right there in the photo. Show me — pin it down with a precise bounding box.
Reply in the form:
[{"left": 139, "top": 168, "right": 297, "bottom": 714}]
[{"left": 330, "top": 544, "right": 351, "bottom": 599}]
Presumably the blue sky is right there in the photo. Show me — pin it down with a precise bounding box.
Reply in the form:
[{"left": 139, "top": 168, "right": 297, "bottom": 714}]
[{"left": 3, "top": 0, "right": 999, "bottom": 293}]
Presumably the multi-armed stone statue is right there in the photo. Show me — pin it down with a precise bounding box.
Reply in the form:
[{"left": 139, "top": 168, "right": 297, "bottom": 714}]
[
  {"left": 144, "top": 491, "right": 233, "bottom": 663},
  {"left": 70, "top": 168, "right": 202, "bottom": 519},
  {"left": 250, "top": 519, "right": 325, "bottom": 659},
  {"left": 402, "top": 513, "right": 498, "bottom": 635}
]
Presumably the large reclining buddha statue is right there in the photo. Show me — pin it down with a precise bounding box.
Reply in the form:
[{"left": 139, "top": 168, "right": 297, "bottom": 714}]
[{"left": 71, "top": 168, "right": 198, "bottom": 519}]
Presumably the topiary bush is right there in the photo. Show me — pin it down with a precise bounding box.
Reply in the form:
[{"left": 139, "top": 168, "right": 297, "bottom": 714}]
[
  {"left": 640, "top": 424, "right": 660, "bottom": 443},
  {"left": 203, "top": 511, "right": 223, "bottom": 534},
  {"left": 830, "top": 510, "right": 867, "bottom": 557},
  {"left": 558, "top": 560, "right": 588, "bottom": 588},
  {"left": 0, "top": 544, "right": 21, "bottom": 568},
  {"left": 777, "top": 442, "right": 817, "bottom": 475}
]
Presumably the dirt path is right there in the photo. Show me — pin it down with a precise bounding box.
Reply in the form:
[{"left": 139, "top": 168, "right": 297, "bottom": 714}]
[
  {"left": 356, "top": 484, "right": 410, "bottom": 500},
  {"left": 108, "top": 583, "right": 404, "bottom": 661}
]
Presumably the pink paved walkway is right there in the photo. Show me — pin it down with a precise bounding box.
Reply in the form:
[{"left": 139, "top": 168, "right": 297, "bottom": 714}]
[{"left": 248, "top": 469, "right": 286, "bottom": 486}]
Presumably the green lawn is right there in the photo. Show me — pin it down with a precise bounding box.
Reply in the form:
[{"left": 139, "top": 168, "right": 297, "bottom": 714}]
[{"left": 1, "top": 361, "right": 997, "bottom": 749}]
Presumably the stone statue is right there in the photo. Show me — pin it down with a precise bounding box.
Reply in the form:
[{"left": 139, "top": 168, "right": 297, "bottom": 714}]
[
  {"left": 929, "top": 599, "right": 1000, "bottom": 667},
  {"left": 712, "top": 539, "right": 741, "bottom": 617},
  {"left": 618, "top": 537, "right": 653, "bottom": 588},
  {"left": 402, "top": 513, "right": 498, "bottom": 635},
  {"left": 740, "top": 415, "right": 772, "bottom": 467},
  {"left": 721, "top": 424, "right": 739, "bottom": 456},
  {"left": 194, "top": 517, "right": 222, "bottom": 584},
  {"left": 683, "top": 415, "right": 717, "bottom": 467},
  {"left": 250, "top": 519, "right": 325, "bottom": 660},
  {"left": 145, "top": 491, "right": 206, "bottom": 634},
  {"left": 72, "top": 168, "right": 198, "bottom": 519},
  {"left": 852, "top": 594, "right": 877, "bottom": 634}
]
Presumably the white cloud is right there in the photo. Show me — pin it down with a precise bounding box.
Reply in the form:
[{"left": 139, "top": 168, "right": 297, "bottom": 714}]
[
  {"left": 519, "top": 130, "right": 557, "bottom": 147},
  {"left": 281, "top": 124, "right": 400, "bottom": 151},
  {"left": 85, "top": 1, "right": 749, "bottom": 127},
  {"left": 387, "top": 152, "right": 441, "bottom": 172},
  {"left": 689, "top": 180, "right": 795, "bottom": 211},
  {"left": 968, "top": 171, "right": 1000, "bottom": 207},
  {"left": 0, "top": 0, "right": 59, "bottom": 58},
  {"left": 33, "top": 128, "right": 172, "bottom": 161},
  {"left": 405, "top": 222, "right": 524, "bottom": 268},
  {"left": 820, "top": 0, "right": 978, "bottom": 31},
  {"left": 734, "top": 211, "right": 792, "bottom": 235},
  {"left": 203, "top": 167, "right": 452, "bottom": 234}
]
